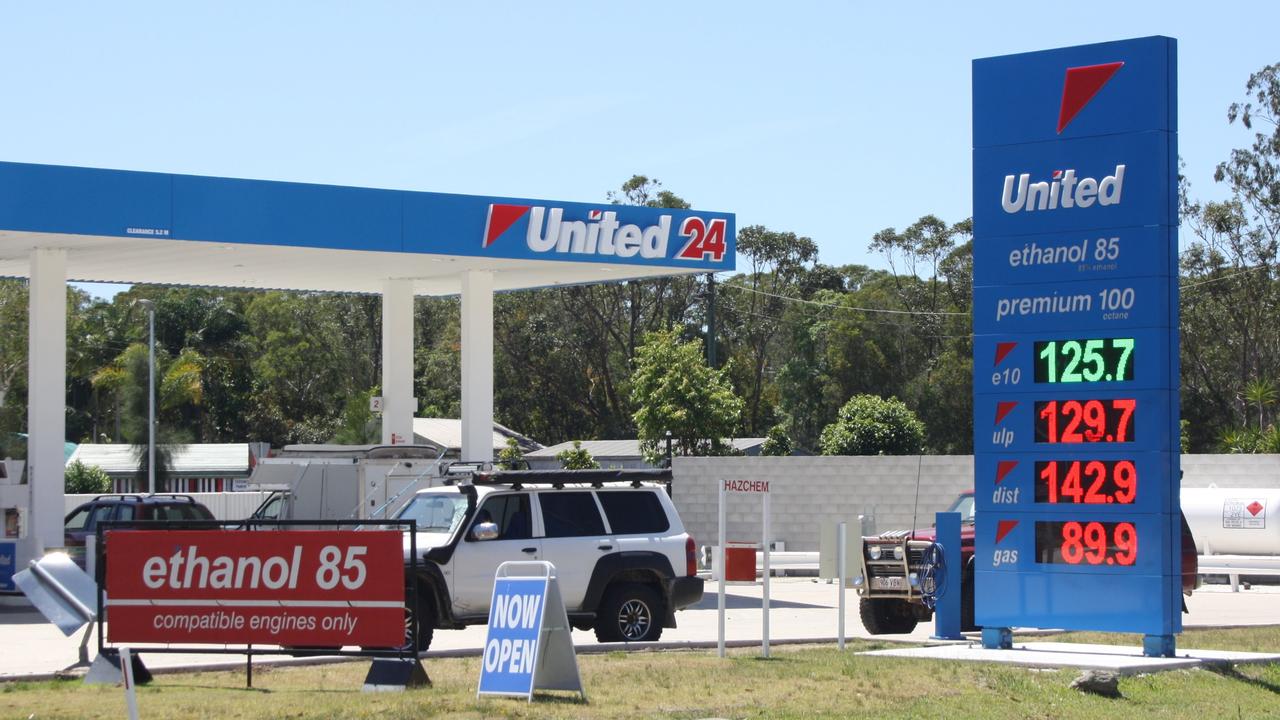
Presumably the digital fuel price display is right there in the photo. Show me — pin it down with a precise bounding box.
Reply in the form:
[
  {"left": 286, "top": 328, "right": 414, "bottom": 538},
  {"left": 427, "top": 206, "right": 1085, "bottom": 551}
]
[
  {"left": 1034, "top": 460, "right": 1136, "bottom": 504},
  {"left": 1034, "top": 338, "right": 1135, "bottom": 383},
  {"left": 1034, "top": 398, "right": 1136, "bottom": 443},
  {"left": 1034, "top": 520, "right": 1138, "bottom": 567}
]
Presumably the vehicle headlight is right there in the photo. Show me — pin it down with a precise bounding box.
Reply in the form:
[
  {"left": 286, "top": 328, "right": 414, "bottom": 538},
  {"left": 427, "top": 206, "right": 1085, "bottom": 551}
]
[
  {"left": 852, "top": 575, "right": 865, "bottom": 587},
  {"left": 908, "top": 572, "right": 920, "bottom": 588},
  {"left": 893, "top": 545, "right": 905, "bottom": 561},
  {"left": 868, "top": 545, "right": 882, "bottom": 560}
]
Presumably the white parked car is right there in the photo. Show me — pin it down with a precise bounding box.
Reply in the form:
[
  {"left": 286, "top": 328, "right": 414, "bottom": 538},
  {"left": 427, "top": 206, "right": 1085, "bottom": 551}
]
[{"left": 392, "top": 469, "right": 703, "bottom": 650}]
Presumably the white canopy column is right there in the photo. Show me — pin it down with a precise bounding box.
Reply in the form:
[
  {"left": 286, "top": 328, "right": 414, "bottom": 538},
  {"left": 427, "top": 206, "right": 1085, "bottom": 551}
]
[
  {"left": 380, "top": 279, "right": 416, "bottom": 445},
  {"left": 460, "top": 271, "right": 494, "bottom": 463},
  {"left": 27, "top": 248, "right": 66, "bottom": 553}
]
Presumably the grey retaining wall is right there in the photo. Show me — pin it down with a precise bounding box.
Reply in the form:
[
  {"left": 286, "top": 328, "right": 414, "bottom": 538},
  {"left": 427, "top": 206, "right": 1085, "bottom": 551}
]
[{"left": 672, "top": 454, "right": 1280, "bottom": 552}]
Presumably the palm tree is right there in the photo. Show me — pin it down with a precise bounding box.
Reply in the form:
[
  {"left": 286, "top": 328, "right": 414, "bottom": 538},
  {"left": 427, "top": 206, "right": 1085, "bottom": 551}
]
[
  {"left": 91, "top": 342, "right": 205, "bottom": 492},
  {"left": 1243, "top": 379, "right": 1277, "bottom": 431}
]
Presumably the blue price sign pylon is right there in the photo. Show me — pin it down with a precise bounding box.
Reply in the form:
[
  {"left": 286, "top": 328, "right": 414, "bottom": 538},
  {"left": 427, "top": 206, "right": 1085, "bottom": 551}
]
[{"left": 972, "top": 36, "right": 1182, "bottom": 656}]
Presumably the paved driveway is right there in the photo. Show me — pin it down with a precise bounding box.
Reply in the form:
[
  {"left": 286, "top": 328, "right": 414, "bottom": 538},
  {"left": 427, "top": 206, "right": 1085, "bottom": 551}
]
[{"left": 1, "top": 580, "right": 1275, "bottom": 680}]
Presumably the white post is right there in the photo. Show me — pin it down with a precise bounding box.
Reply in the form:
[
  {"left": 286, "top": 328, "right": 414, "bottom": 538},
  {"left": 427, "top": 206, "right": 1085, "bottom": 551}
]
[
  {"left": 380, "top": 279, "right": 416, "bottom": 446},
  {"left": 762, "top": 490, "right": 770, "bottom": 658},
  {"left": 460, "top": 271, "right": 495, "bottom": 463},
  {"left": 121, "top": 646, "right": 139, "bottom": 720},
  {"left": 27, "top": 248, "right": 66, "bottom": 554},
  {"left": 146, "top": 304, "right": 155, "bottom": 493},
  {"left": 717, "top": 479, "right": 726, "bottom": 658},
  {"left": 837, "top": 522, "right": 847, "bottom": 650}
]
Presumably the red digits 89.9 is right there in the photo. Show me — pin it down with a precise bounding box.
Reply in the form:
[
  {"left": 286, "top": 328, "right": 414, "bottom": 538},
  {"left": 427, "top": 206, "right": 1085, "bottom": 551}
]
[{"left": 1058, "top": 521, "right": 1138, "bottom": 565}]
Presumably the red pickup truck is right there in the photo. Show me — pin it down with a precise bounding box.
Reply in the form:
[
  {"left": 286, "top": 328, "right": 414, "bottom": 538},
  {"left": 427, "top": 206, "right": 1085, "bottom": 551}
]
[{"left": 853, "top": 491, "right": 1198, "bottom": 634}]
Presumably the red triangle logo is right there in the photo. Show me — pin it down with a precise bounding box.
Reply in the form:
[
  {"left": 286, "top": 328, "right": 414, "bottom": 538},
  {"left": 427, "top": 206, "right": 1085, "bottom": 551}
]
[
  {"left": 994, "top": 342, "right": 1017, "bottom": 367},
  {"left": 994, "top": 401, "right": 1017, "bottom": 425},
  {"left": 483, "top": 204, "right": 531, "bottom": 248},
  {"left": 1058, "top": 61, "right": 1124, "bottom": 134},
  {"left": 996, "top": 460, "right": 1018, "bottom": 485},
  {"left": 996, "top": 520, "right": 1019, "bottom": 544}
]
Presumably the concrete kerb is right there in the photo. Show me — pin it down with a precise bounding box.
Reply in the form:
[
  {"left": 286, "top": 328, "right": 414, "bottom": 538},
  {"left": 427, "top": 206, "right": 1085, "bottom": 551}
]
[
  {"left": 4, "top": 635, "right": 935, "bottom": 684},
  {"left": 860, "top": 641, "right": 1280, "bottom": 675},
  {"left": 7, "top": 630, "right": 1276, "bottom": 684}
]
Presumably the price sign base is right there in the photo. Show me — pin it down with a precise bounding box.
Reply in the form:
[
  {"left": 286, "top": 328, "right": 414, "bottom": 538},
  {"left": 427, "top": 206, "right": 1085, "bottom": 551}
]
[{"left": 1143, "top": 633, "right": 1176, "bottom": 658}]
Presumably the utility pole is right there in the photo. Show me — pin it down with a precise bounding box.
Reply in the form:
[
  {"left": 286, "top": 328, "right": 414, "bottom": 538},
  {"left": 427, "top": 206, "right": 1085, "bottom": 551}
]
[
  {"left": 136, "top": 299, "right": 156, "bottom": 494},
  {"left": 706, "top": 273, "right": 717, "bottom": 368}
]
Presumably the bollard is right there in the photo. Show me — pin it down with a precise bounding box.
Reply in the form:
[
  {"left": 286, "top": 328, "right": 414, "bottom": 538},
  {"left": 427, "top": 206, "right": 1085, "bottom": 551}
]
[{"left": 931, "top": 512, "right": 964, "bottom": 640}]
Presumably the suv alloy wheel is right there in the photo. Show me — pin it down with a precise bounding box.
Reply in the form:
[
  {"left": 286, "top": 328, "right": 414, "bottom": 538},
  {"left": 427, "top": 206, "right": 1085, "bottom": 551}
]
[{"left": 595, "top": 583, "right": 664, "bottom": 642}]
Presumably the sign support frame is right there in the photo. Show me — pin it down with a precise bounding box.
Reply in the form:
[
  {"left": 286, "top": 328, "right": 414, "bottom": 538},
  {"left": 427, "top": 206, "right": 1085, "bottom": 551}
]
[{"left": 716, "top": 478, "right": 772, "bottom": 658}]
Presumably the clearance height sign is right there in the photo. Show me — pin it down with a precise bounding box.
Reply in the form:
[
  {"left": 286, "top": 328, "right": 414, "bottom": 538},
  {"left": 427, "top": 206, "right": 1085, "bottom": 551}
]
[
  {"left": 105, "top": 530, "right": 403, "bottom": 647},
  {"left": 972, "top": 37, "right": 1181, "bottom": 642}
]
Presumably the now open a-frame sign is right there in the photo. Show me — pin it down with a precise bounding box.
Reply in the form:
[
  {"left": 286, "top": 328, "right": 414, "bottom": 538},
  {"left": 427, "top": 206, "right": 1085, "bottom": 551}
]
[
  {"left": 972, "top": 37, "right": 1182, "bottom": 657},
  {"left": 478, "top": 561, "right": 584, "bottom": 702}
]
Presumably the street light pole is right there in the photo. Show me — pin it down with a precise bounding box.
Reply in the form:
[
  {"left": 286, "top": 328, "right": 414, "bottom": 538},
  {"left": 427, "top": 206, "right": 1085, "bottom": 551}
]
[{"left": 136, "top": 299, "right": 156, "bottom": 494}]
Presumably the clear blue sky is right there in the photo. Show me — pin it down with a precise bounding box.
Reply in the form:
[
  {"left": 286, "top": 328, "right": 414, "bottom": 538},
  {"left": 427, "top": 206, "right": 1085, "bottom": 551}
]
[{"left": 1, "top": 1, "right": 1274, "bottom": 298}]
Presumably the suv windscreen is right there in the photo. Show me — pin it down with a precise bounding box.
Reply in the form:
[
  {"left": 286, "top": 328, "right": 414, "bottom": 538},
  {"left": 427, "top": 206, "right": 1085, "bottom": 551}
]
[
  {"left": 597, "top": 490, "right": 669, "bottom": 534},
  {"left": 255, "top": 494, "right": 283, "bottom": 520},
  {"left": 947, "top": 494, "right": 976, "bottom": 523},
  {"left": 538, "top": 491, "right": 606, "bottom": 537},
  {"left": 470, "top": 494, "right": 531, "bottom": 540},
  {"left": 397, "top": 493, "right": 469, "bottom": 534}
]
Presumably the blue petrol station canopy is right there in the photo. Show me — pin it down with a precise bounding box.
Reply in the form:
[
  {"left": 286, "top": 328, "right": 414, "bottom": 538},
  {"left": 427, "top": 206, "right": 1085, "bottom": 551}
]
[{"left": 0, "top": 161, "right": 735, "bottom": 294}]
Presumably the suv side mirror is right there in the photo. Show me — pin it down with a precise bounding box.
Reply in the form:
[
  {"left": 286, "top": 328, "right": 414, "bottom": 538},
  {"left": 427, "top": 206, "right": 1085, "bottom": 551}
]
[{"left": 471, "top": 522, "right": 499, "bottom": 541}]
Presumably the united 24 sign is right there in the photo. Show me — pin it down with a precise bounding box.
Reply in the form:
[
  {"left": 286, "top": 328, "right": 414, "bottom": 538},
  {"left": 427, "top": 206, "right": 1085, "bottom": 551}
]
[
  {"left": 482, "top": 204, "right": 729, "bottom": 263},
  {"left": 105, "top": 530, "right": 403, "bottom": 647}
]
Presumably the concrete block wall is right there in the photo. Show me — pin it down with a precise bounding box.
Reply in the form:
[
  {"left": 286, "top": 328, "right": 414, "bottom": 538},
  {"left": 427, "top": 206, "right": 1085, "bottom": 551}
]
[
  {"left": 672, "top": 454, "right": 1280, "bottom": 553},
  {"left": 672, "top": 456, "right": 972, "bottom": 553},
  {"left": 1179, "top": 454, "right": 1280, "bottom": 489}
]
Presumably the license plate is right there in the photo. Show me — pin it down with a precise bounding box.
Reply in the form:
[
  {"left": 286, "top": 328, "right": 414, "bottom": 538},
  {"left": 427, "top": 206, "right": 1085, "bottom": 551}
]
[{"left": 870, "top": 576, "right": 906, "bottom": 590}]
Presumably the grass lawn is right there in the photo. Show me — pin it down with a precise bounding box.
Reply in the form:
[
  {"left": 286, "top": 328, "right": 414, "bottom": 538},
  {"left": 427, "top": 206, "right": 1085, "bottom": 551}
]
[{"left": 2, "top": 628, "right": 1278, "bottom": 719}]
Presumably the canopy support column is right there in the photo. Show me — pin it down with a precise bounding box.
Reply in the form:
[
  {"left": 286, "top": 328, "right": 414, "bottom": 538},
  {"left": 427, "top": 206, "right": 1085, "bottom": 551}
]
[
  {"left": 460, "top": 271, "right": 494, "bottom": 463},
  {"left": 381, "top": 279, "right": 416, "bottom": 446},
  {"left": 27, "top": 248, "right": 66, "bottom": 554}
]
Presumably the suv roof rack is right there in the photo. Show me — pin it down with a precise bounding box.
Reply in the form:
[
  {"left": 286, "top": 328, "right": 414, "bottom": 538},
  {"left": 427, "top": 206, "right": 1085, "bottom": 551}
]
[
  {"left": 90, "top": 493, "right": 200, "bottom": 503},
  {"left": 144, "top": 493, "right": 199, "bottom": 503},
  {"left": 468, "top": 468, "right": 673, "bottom": 490}
]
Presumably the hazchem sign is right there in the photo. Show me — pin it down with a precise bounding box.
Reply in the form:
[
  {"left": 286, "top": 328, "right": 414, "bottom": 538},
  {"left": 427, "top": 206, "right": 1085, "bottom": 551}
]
[
  {"left": 105, "top": 530, "right": 404, "bottom": 647},
  {"left": 972, "top": 36, "right": 1182, "bottom": 641}
]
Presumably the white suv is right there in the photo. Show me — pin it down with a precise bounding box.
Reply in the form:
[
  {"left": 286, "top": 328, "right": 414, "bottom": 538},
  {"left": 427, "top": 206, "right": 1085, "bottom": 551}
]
[{"left": 392, "top": 469, "right": 703, "bottom": 650}]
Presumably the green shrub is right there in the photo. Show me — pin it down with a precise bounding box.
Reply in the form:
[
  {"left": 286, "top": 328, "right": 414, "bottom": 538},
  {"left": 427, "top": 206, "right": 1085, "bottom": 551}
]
[
  {"left": 818, "top": 394, "right": 925, "bottom": 456},
  {"left": 761, "top": 424, "right": 793, "bottom": 456},
  {"left": 556, "top": 440, "right": 600, "bottom": 470},
  {"left": 65, "top": 460, "right": 111, "bottom": 494}
]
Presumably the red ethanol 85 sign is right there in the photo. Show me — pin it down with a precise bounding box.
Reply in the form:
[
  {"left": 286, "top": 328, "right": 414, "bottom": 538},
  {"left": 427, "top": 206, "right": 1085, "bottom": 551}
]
[{"left": 105, "top": 530, "right": 403, "bottom": 647}]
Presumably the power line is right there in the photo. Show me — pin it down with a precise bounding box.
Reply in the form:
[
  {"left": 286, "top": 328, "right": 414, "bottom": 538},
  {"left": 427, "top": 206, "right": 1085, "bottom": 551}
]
[
  {"left": 721, "top": 282, "right": 968, "bottom": 317},
  {"left": 1180, "top": 264, "right": 1273, "bottom": 291}
]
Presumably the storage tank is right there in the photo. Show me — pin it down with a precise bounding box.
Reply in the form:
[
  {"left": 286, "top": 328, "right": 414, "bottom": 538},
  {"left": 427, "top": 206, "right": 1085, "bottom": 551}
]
[{"left": 1182, "top": 488, "right": 1280, "bottom": 555}]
